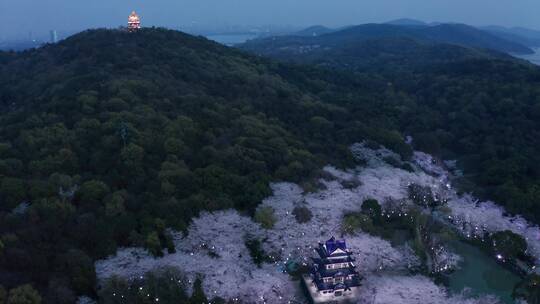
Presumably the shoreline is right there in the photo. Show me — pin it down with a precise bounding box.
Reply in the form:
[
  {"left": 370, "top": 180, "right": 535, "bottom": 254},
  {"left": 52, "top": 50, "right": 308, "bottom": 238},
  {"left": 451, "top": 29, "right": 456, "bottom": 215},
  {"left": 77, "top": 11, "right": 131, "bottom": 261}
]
[{"left": 513, "top": 47, "right": 540, "bottom": 65}]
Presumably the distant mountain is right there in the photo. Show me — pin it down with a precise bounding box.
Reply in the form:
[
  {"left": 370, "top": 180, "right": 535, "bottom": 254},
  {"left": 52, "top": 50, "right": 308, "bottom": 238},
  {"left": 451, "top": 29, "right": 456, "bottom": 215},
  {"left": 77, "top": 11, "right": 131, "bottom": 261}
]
[
  {"left": 312, "top": 38, "right": 507, "bottom": 72},
  {"left": 243, "top": 35, "right": 506, "bottom": 73},
  {"left": 486, "top": 30, "right": 540, "bottom": 48},
  {"left": 241, "top": 23, "right": 531, "bottom": 68},
  {"left": 386, "top": 18, "right": 427, "bottom": 26},
  {"left": 481, "top": 26, "right": 540, "bottom": 47},
  {"left": 483, "top": 26, "right": 540, "bottom": 40},
  {"left": 510, "top": 27, "right": 540, "bottom": 41},
  {"left": 244, "top": 23, "right": 533, "bottom": 56},
  {"left": 417, "top": 23, "right": 533, "bottom": 54},
  {"left": 295, "top": 25, "right": 335, "bottom": 37},
  {"left": 0, "top": 40, "right": 44, "bottom": 51}
]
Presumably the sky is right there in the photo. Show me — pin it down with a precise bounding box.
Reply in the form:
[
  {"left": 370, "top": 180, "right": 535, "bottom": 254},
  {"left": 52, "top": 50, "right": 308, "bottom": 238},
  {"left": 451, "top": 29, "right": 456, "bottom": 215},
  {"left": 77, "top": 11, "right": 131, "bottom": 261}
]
[{"left": 1, "top": 0, "right": 539, "bottom": 40}]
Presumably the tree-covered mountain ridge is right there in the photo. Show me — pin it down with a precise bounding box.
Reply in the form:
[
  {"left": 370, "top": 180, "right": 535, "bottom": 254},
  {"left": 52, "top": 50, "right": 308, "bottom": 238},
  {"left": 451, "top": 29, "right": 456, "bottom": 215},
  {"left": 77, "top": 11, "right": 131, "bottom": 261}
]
[
  {"left": 0, "top": 28, "right": 416, "bottom": 303},
  {"left": 1, "top": 27, "right": 540, "bottom": 303},
  {"left": 242, "top": 24, "right": 540, "bottom": 226},
  {"left": 240, "top": 23, "right": 531, "bottom": 74},
  {"left": 242, "top": 23, "right": 534, "bottom": 57}
]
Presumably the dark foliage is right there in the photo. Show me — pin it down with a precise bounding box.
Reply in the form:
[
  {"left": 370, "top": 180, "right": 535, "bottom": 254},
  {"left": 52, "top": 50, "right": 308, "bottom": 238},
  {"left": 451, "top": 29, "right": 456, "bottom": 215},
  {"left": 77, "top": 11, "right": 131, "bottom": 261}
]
[
  {"left": 2, "top": 26, "right": 540, "bottom": 302},
  {"left": 244, "top": 29, "right": 540, "bottom": 230},
  {"left": 244, "top": 238, "right": 273, "bottom": 267},
  {"left": 513, "top": 274, "right": 540, "bottom": 304},
  {"left": 490, "top": 230, "right": 528, "bottom": 261},
  {"left": 292, "top": 205, "right": 313, "bottom": 223},
  {"left": 243, "top": 23, "right": 533, "bottom": 58},
  {"left": 0, "top": 28, "right": 412, "bottom": 302}
]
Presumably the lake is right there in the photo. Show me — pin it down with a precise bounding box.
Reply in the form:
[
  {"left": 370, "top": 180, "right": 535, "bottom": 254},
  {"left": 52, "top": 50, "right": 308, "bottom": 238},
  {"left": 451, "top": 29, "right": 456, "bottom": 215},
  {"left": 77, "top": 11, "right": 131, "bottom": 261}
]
[
  {"left": 447, "top": 241, "right": 522, "bottom": 303},
  {"left": 205, "top": 34, "right": 259, "bottom": 46},
  {"left": 515, "top": 47, "right": 540, "bottom": 66}
]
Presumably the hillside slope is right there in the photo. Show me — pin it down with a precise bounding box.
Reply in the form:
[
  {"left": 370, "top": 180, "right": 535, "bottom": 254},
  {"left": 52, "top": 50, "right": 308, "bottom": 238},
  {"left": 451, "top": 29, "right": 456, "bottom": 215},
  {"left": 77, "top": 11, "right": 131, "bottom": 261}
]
[
  {"left": 242, "top": 24, "right": 540, "bottom": 224},
  {"left": 418, "top": 23, "right": 533, "bottom": 54},
  {"left": 244, "top": 35, "right": 507, "bottom": 73},
  {"left": 1, "top": 27, "right": 540, "bottom": 303},
  {"left": 386, "top": 18, "right": 428, "bottom": 26},
  {"left": 294, "top": 25, "right": 335, "bottom": 37},
  {"left": 0, "top": 28, "right": 412, "bottom": 303},
  {"left": 482, "top": 25, "right": 540, "bottom": 47},
  {"left": 242, "top": 23, "right": 533, "bottom": 57}
]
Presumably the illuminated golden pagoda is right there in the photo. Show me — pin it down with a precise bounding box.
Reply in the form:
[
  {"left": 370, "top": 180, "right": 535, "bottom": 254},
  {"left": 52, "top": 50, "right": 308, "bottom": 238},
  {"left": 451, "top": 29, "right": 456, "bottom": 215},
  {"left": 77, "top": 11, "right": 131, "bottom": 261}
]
[{"left": 128, "top": 11, "right": 141, "bottom": 32}]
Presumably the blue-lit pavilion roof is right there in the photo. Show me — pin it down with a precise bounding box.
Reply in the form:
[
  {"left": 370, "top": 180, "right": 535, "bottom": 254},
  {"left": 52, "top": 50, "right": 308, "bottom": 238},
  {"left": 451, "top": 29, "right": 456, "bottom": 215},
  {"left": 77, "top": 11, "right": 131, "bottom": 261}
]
[{"left": 326, "top": 236, "right": 347, "bottom": 253}]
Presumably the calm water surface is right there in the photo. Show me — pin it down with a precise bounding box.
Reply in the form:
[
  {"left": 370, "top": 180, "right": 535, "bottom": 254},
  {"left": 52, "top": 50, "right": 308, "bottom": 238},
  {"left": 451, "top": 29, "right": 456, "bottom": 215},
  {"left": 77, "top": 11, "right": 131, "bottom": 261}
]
[
  {"left": 447, "top": 241, "right": 521, "bottom": 303},
  {"left": 206, "top": 34, "right": 258, "bottom": 46},
  {"left": 515, "top": 47, "right": 540, "bottom": 66}
]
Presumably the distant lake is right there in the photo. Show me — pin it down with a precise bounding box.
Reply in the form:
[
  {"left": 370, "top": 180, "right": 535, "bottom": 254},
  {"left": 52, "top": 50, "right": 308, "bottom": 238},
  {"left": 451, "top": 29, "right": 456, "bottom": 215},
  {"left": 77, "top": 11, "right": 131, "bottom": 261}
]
[
  {"left": 515, "top": 47, "right": 540, "bottom": 66},
  {"left": 205, "top": 34, "right": 258, "bottom": 46}
]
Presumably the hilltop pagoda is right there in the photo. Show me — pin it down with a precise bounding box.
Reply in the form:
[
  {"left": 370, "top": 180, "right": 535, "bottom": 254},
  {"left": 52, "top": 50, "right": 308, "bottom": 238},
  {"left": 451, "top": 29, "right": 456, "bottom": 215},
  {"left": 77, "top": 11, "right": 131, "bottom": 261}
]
[
  {"left": 128, "top": 11, "right": 141, "bottom": 32},
  {"left": 303, "top": 237, "right": 362, "bottom": 303}
]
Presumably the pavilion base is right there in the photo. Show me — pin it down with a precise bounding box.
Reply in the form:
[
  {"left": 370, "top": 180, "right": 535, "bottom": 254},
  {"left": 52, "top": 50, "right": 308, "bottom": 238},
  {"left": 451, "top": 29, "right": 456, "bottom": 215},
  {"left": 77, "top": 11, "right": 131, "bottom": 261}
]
[{"left": 302, "top": 275, "right": 361, "bottom": 304}]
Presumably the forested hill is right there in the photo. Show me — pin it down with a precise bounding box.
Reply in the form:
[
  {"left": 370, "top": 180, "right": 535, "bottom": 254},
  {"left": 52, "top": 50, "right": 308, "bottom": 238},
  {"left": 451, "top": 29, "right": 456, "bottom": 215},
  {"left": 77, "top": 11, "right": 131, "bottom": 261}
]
[
  {"left": 1, "top": 27, "right": 540, "bottom": 303},
  {"left": 241, "top": 23, "right": 534, "bottom": 60},
  {"left": 245, "top": 36, "right": 508, "bottom": 73},
  {"left": 294, "top": 25, "right": 335, "bottom": 37},
  {"left": 0, "top": 28, "right": 413, "bottom": 303},
  {"left": 241, "top": 26, "right": 540, "bottom": 228}
]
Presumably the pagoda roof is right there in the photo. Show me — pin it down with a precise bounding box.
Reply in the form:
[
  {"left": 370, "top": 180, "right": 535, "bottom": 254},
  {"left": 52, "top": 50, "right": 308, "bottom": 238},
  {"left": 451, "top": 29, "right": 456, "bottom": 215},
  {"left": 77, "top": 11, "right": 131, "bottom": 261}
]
[
  {"left": 128, "top": 11, "right": 141, "bottom": 23},
  {"left": 317, "top": 236, "right": 352, "bottom": 258},
  {"left": 312, "top": 255, "right": 355, "bottom": 265},
  {"left": 326, "top": 236, "right": 347, "bottom": 253},
  {"left": 314, "top": 265, "right": 360, "bottom": 278},
  {"left": 312, "top": 275, "right": 362, "bottom": 291}
]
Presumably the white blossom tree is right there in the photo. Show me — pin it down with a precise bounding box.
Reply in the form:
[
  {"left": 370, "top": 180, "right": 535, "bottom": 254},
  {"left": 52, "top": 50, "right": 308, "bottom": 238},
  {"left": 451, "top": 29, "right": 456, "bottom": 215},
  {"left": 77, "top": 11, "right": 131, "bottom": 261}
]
[{"left": 96, "top": 142, "right": 538, "bottom": 303}]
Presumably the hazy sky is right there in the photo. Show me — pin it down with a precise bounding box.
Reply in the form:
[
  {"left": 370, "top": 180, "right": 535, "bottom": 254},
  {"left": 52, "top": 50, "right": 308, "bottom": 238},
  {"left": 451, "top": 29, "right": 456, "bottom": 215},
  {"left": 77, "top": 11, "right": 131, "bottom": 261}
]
[{"left": 1, "top": 0, "right": 539, "bottom": 39}]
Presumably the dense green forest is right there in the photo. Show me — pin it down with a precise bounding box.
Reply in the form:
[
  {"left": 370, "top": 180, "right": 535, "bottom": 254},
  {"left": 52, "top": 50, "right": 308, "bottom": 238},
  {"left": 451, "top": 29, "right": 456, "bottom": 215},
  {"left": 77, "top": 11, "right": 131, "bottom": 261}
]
[
  {"left": 241, "top": 25, "right": 518, "bottom": 73},
  {"left": 1, "top": 27, "right": 540, "bottom": 303},
  {"left": 0, "top": 28, "right": 412, "bottom": 303},
  {"left": 243, "top": 30, "right": 540, "bottom": 223},
  {"left": 244, "top": 36, "right": 508, "bottom": 74}
]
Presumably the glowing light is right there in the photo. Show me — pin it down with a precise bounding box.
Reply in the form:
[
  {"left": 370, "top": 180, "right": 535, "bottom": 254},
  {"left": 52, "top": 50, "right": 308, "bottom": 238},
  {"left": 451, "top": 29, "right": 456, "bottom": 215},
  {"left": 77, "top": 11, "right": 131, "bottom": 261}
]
[{"left": 128, "top": 11, "right": 141, "bottom": 32}]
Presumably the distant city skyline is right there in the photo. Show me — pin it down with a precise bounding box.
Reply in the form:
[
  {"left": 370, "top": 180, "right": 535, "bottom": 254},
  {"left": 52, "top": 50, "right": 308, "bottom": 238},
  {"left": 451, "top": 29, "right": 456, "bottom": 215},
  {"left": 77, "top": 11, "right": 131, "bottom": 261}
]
[{"left": 1, "top": 0, "right": 539, "bottom": 40}]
